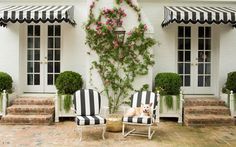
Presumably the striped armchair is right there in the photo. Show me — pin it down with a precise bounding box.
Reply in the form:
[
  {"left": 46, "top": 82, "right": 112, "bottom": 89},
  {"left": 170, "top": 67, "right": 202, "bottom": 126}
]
[
  {"left": 73, "top": 89, "right": 106, "bottom": 141},
  {"left": 122, "top": 91, "right": 159, "bottom": 139}
]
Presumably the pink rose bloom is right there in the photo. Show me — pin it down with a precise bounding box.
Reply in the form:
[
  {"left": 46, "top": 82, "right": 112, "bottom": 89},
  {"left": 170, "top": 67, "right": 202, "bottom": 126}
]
[
  {"left": 96, "top": 26, "right": 101, "bottom": 30},
  {"left": 113, "top": 40, "right": 119, "bottom": 48},
  {"left": 144, "top": 24, "right": 148, "bottom": 31},
  {"left": 107, "top": 25, "right": 112, "bottom": 31},
  {"left": 128, "top": 31, "right": 132, "bottom": 35}
]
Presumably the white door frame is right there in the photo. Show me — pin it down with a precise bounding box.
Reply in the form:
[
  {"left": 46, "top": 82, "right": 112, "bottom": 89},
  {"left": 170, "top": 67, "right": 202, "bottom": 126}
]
[
  {"left": 22, "top": 23, "right": 62, "bottom": 93},
  {"left": 176, "top": 24, "right": 216, "bottom": 95}
]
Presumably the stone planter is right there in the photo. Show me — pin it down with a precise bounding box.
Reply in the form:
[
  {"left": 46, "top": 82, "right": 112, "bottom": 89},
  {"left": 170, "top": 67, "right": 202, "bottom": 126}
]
[
  {"left": 158, "top": 93, "right": 183, "bottom": 123},
  {"left": 55, "top": 94, "right": 75, "bottom": 122},
  {"left": 0, "top": 91, "right": 16, "bottom": 116},
  {"left": 106, "top": 113, "right": 123, "bottom": 132},
  {"left": 220, "top": 92, "right": 229, "bottom": 105},
  {"left": 0, "top": 93, "right": 3, "bottom": 114}
]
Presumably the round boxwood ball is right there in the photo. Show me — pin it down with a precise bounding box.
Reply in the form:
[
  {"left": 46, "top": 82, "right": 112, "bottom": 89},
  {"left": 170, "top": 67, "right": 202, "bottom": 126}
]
[
  {"left": 55, "top": 71, "right": 83, "bottom": 94},
  {"left": 155, "top": 72, "right": 181, "bottom": 95},
  {"left": 0, "top": 72, "right": 13, "bottom": 93}
]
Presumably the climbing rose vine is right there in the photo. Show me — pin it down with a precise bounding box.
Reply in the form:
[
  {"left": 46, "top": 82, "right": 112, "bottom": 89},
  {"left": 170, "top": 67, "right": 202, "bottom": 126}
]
[{"left": 85, "top": 0, "right": 156, "bottom": 113}]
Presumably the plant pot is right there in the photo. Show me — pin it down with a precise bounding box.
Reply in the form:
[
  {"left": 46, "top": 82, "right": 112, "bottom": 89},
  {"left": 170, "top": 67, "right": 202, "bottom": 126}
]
[
  {"left": 220, "top": 92, "right": 229, "bottom": 105},
  {"left": 159, "top": 95, "right": 180, "bottom": 118},
  {"left": 58, "top": 94, "right": 74, "bottom": 117},
  {"left": 106, "top": 113, "right": 123, "bottom": 132},
  {"left": 0, "top": 92, "right": 16, "bottom": 114}
]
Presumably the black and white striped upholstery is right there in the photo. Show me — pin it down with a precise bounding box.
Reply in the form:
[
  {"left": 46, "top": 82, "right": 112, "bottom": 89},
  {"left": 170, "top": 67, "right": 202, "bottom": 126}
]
[
  {"left": 74, "top": 89, "right": 106, "bottom": 126},
  {"left": 0, "top": 5, "right": 75, "bottom": 27},
  {"left": 162, "top": 6, "right": 236, "bottom": 27},
  {"left": 74, "top": 89, "right": 101, "bottom": 116},
  {"left": 122, "top": 91, "right": 158, "bottom": 124},
  {"left": 77, "top": 115, "right": 106, "bottom": 126},
  {"left": 123, "top": 116, "right": 152, "bottom": 124}
]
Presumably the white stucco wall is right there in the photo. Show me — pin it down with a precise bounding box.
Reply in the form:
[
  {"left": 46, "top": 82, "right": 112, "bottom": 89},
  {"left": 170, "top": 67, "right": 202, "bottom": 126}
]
[
  {"left": 219, "top": 26, "right": 236, "bottom": 94},
  {"left": 0, "top": 24, "right": 20, "bottom": 93},
  {"left": 1, "top": 0, "right": 236, "bottom": 98},
  {"left": 139, "top": 0, "right": 236, "bottom": 95}
]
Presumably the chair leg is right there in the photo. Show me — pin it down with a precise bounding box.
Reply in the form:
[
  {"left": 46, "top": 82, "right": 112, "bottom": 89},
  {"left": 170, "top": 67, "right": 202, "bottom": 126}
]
[
  {"left": 148, "top": 126, "right": 151, "bottom": 139},
  {"left": 102, "top": 126, "right": 106, "bottom": 140},
  {"left": 148, "top": 126, "right": 155, "bottom": 140},
  {"left": 122, "top": 123, "right": 125, "bottom": 136},
  {"left": 79, "top": 127, "right": 82, "bottom": 142}
]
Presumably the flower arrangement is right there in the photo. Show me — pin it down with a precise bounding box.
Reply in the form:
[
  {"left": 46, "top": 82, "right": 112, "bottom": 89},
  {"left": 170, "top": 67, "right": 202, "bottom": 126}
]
[{"left": 85, "top": 0, "right": 156, "bottom": 113}]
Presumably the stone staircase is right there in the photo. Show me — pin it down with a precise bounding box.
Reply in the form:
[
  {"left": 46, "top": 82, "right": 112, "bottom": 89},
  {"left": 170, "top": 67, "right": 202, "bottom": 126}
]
[
  {"left": 184, "top": 98, "right": 234, "bottom": 126},
  {"left": 1, "top": 97, "right": 54, "bottom": 125}
]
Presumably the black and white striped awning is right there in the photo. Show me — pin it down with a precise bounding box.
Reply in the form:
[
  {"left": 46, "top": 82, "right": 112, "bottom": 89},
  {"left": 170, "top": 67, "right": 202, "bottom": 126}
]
[
  {"left": 162, "top": 6, "right": 236, "bottom": 27},
  {"left": 0, "top": 5, "right": 76, "bottom": 27}
]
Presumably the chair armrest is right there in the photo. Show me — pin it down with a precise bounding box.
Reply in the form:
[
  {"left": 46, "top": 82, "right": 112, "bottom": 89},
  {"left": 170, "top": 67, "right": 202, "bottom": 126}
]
[
  {"left": 123, "top": 106, "right": 131, "bottom": 115},
  {"left": 71, "top": 107, "right": 80, "bottom": 116},
  {"left": 152, "top": 105, "right": 158, "bottom": 120}
]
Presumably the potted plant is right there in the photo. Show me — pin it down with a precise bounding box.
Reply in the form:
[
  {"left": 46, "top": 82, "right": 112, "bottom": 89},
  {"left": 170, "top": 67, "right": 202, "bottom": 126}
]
[
  {"left": 0, "top": 71, "right": 13, "bottom": 114},
  {"left": 221, "top": 72, "right": 236, "bottom": 110},
  {"left": 55, "top": 71, "right": 83, "bottom": 118},
  {"left": 155, "top": 72, "right": 183, "bottom": 122}
]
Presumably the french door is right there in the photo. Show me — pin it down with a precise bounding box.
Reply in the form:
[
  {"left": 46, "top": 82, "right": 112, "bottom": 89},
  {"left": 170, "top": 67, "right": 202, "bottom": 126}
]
[
  {"left": 177, "top": 26, "right": 213, "bottom": 94},
  {"left": 25, "top": 24, "right": 61, "bottom": 93}
]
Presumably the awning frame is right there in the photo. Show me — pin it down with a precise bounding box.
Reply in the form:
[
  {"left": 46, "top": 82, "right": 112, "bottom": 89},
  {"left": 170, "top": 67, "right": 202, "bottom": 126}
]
[
  {"left": 162, "top": 6, "right": 236, "bottom": 27},
  {"left": 0, "top": 5, "right": 76, "bottom": 27}
]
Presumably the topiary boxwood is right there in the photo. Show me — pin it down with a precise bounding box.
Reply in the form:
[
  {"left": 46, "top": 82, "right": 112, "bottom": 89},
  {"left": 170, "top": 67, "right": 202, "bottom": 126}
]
[
  {"left": 225, "top": 71, "right": 236, "bottom": 93},
  {"left": 0, "top": 72, "right": 13, "bottom": 93},
  {"left": 55, "top": 71, "right": 83, "bottom": 94},
  {"left": 155, "top": 72, "right": 181, "bottom": 95}
]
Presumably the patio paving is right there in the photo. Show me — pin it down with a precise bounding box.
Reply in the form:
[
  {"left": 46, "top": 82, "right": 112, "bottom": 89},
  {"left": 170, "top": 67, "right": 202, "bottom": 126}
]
[{"left": 0, "top": 120, "right": 236, "bottom": 147}]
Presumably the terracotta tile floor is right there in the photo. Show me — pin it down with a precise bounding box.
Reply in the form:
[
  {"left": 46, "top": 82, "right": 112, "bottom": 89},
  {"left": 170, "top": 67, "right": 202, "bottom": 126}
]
[{"left": 0, "top": 120, "right": 236, "bottom": 147}]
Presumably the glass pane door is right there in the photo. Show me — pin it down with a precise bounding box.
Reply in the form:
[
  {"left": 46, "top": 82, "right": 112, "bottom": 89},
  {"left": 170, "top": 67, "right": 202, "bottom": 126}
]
[
  {"left": 47, "top": 25, "right": 61, "bottom": 86},
  {"left": 197, "top": 27, "right": 211, "bottom": 87},
  {"left": 177, "top": 26, "right": 213, "bottom": 94},
  {"left": 25, "top": 24, "right": 61, "bottom": 93},
  {"left": 27, "top": 25, "right": 41, "bottom": 86},
  {"left": 177, "top": 26, "right": 191, "bottom": 87}
]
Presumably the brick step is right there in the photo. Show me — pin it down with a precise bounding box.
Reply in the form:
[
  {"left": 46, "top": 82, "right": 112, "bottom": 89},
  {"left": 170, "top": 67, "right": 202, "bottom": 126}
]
[
  {"left": 0, "top": 114, "right": 53, "bottom": 125},
  {"left": 184, "top": 106, "right": 231, "bottom": 115},
  {"left": 184, "top": 114, "right": 234, "bottom": 126},
  {"left": 7, "top": 105, "right": 55, "bottom": 115},
  {"left": 13, "top": 98, "right": 54, "bottom": 105},
  {"left": 184, "top": 98, "right": 226, "bottom": 107}
]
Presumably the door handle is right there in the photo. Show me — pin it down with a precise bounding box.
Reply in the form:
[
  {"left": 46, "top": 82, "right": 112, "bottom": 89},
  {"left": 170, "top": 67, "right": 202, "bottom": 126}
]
[{"left": 40, "top": 60, "right": 48, "bottom": 64}]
